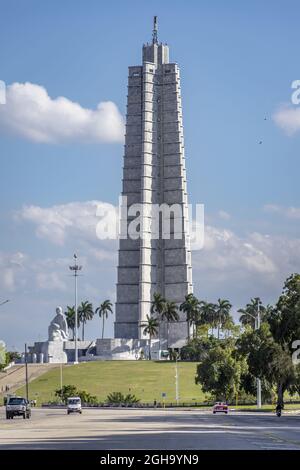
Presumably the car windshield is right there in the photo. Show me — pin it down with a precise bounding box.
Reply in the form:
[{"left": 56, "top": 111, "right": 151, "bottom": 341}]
[
  {"left": 68, "top": 399, "right": 80, "bottom": 405},
  {"left": 8, "top": 398, "right": 26, "bottom": 405}
]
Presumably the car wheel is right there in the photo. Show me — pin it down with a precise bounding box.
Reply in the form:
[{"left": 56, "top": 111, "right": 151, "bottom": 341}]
[
  {"left": 213, "top": 411, "right": 216, "bottom": 414},
  {"left": 6, "top": 414, "right": 9, "bottom": 419}
]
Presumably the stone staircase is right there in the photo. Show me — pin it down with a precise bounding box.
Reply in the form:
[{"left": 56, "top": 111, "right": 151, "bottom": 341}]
[{"left": 0, "top": 363, "right": 58, "bottom": 397}]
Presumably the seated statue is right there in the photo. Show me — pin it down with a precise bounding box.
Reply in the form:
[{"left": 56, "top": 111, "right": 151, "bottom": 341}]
[{"left": 48, "top": 306, "right": 69, "bottom": 341}]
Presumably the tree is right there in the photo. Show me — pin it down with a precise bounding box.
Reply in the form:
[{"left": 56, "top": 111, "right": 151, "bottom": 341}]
[
  {"left": 95, "top": 300, "right": 113, "bottom": 339},
  {"left": 237, "top": 323, "right": 297, "bottom": 407},
  {"left": 55, "top": 385, "right": 97, "bottom": 405},
  {"left": 0, "top": 345, "right": 21, "bottom": 371},
  {"left": 151, "top": 292, "right": 166, "bottom": 349},
  {"left": 161, "top": 301, "right": 179, "bottom": 347},
  {"left": 151, "top": 292, "right": 166, "bottom": 317},
  {"left": 55, "top": 384, "right": 78, "bottom": 404},
  {"left": 238, "top": 297, "right": 270, "bottom": 329},
  {"left": 65, "top": 306, "right": 76, "bottom": 340},
  {"left": 0, "top": 342, "right": 7, "bottom": 371},
  {"left": 195, "top": 343, "right": 247, "bottom": 402},
  {"left": 215, "top": 298, "right": 232, "bottom": 339},
  {"left": 77, "top": 390, "right": 97, "bottom": 405},
  {"left": 239, "top": 372, "right": 273, "bottom": 402},
  {"left": 78, "top": 301, "right": 94, "bottom": 341},
  {"left": 266, "top": 273, "right": 300, "bottom": 406},
  {"left": 198, "top": 301, "right": 217, "bottom": 335},
  {"left": 180, "top": 293, "right": 200, "bottom": 339},
  {"left": 268, "top": 273, "right": 300, "bottom": 347},
  {"left": 222, "top": 316, "right": 240, "bottom": 339},
  {"left": 181, "top": 336, "right": 219, "bottom": 362},
  {"left": 141, "top": 315, "right": 159, "bottom": 360}
]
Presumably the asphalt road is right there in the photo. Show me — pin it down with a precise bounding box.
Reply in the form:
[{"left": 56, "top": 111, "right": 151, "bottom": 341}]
[{"left": 0, "top": 407, "right": 300, "bottom": 450}]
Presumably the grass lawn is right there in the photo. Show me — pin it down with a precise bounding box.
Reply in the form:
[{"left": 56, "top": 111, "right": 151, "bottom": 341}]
[
  {"left": 16, "top": 361, "right": 207, "bottom": 405},
  {"left": 233, "top": 403, "right": 300, "bottom": 412}
]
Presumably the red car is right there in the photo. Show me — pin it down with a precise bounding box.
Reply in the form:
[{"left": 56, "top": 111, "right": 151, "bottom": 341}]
[{"left": 213, "top": 402, "right": 229, "bottom": 414}]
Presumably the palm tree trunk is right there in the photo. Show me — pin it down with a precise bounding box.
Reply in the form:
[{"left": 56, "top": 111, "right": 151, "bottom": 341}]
[
  {"left": 102, "top": 315, "right": 105, "bottom": 339},
  {"left": 167, "top": 321, "right": 169, "bottom": 349},
  {"left": 158, "top": 324, "right": 161, "bottom": 355},
  {"left": 82, "top": 321, "right": 85, "bottom": 341},
  {"left": 149, "top": 334, "right": 152, "bottom": 360},
  {"left": 217, "top": 324, "right": 220, "bottom": 339}
]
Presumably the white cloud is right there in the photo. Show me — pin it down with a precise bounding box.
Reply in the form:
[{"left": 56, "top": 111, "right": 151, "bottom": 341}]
[
  {"left": 0, "top": 82, "right": 125, "bottom": 144},
  {"left": 218, "top": 210, "right": 231, "bottom": 220},
  {"left": 16, "top": 200, "right": 118, "bottom": 246},
  {"left": 4, "top": 200, "right": 300, "bottom": 347},
  {"left": 194, "top": 225, "right": 277, "bottom": 275},
  {"left": 17, "top": 200, "right": 299, "bottom": 284},
  {"left": 273, "top": 104, "right": 300, "bottom": 136},
  {"left": 36, "top": 272, "right": 67, "bottom": 291},
  {"left": 0, "top": 251, "right": 27, "bottom": 292},
  {"left": 264, "top": 204, "right": 300, "bottom": 219}
]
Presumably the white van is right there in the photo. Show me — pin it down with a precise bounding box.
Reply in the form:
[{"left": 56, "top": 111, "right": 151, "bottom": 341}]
[{"left": 67, "top": 396, "right": 82, "bottom": 414}]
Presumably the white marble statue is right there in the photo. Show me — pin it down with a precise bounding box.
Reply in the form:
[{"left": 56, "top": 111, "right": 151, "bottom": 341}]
[{"left": 48, "top": 306, "right": 69, "bottom": 341}]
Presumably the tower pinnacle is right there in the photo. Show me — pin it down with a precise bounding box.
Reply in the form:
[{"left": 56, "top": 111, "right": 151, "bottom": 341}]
[{"left": 152, "top": 16, "right": 158, "bottom": 44}]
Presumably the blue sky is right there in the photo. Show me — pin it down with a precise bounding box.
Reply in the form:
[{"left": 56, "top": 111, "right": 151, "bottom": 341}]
[{"left": 0, "top": 0, "right": 300, "bottom": 350}]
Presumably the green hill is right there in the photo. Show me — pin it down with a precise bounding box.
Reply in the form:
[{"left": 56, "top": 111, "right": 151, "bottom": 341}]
[{"left": 16, "top": 361, "right": 206, "bottom": 405}]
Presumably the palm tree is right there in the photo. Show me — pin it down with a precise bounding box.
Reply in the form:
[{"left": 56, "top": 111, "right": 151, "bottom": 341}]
[
  {"left": 151, "top": 292, "right": 166, "bottom": 350},
  {"left": 199, "top": 301, "right": 217, "bottom": 335},
  {"left": 161, "top": 301, "right": 179, "bottom": 347},
  {"left": 78, "top": 301, "right": 94, "bottom": 341},
  {"left": 65, "top": 306, "right": 76, "bottom": 340},
  {"left": 95, "top": 300, "right": 113, "bottom": 339},
  {"left": 215, "top": 298, "right": 232, "bottom": 339},
  {"left": 141, "top": 315, "right": 159, "bottom": 360},
  {"left": 238, "top": 297, "right": 264, "bottom": 329},
  {"left": 151, "top": 292, "right": 166, "bottom": 317},
  {"left": 180, "top": 293, "right": 200, "bottom": 339}
]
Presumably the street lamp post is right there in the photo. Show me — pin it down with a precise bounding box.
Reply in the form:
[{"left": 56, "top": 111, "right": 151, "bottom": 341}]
[
  {"left": 175, "top": 355, "right": 179, "bottom": 405},
  {"left": 60, "top": 363, "right": 63, "bottom": 403},
  {"left": 24, "top": 343, "right": 29, "bottom": 401},
  {"left": 255, "top": 303, "right": 262, "bottom": 409},
  {"left": 245, "top": 301, "right": 262, "bottom": 409},
  {"left": 69, "top": 254, "right": 82, "bottom": 364}
]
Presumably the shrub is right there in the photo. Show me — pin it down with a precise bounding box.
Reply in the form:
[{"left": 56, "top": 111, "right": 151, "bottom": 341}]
[{"left": 106, "top": 391, "right": 140, "bottom": 405}]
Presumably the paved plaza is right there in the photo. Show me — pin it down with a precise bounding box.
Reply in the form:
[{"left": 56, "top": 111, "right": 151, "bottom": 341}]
[{"left": 0, "top": 407, "right": 299, "bottom": 450}]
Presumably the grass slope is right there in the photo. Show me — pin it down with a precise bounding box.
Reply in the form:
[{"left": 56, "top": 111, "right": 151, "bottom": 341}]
[{"left": 16, "top": 361, "right": 206, "bottom": 405}]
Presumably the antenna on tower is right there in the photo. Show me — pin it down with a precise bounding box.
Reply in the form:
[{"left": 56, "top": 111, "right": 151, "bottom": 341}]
[{"left": 152, "top": 16, "right": 158, "bottom": 44}]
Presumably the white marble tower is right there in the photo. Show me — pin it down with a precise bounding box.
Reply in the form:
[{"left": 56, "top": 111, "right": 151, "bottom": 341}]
[{"left": 115, "top": 18, "right": 193, "bottom": 346}]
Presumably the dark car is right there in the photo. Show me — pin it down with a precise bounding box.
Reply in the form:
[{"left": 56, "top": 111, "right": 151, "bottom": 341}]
[{"left": 6, "top": 396, "right": 31, "bottom": 419}]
